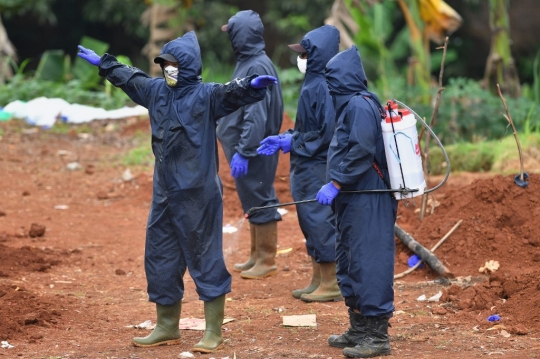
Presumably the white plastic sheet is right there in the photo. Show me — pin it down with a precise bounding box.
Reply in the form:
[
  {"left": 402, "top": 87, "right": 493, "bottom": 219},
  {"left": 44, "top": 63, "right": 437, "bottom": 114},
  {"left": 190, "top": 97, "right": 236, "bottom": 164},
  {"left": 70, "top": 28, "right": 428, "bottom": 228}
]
[{"left": 3, "top": 97, "right": 148, "bottom": 128}]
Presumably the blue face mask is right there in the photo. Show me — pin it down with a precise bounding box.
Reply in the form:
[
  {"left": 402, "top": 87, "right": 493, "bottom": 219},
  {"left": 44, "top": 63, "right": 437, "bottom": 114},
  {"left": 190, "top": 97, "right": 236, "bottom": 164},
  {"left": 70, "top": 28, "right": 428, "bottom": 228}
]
[{"left": 163, "top": 66, "right": 178, "bottom": 87}]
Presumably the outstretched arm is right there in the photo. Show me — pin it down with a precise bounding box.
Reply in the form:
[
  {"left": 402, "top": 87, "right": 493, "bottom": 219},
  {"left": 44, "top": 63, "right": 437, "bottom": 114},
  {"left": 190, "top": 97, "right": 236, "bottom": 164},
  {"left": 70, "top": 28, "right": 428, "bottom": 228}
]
[
  {"left": 77, "top": 46, "right": 155, "bottom": 108},
  {"left": 211, "top": 75, "right": 277, "bottom": 120}
]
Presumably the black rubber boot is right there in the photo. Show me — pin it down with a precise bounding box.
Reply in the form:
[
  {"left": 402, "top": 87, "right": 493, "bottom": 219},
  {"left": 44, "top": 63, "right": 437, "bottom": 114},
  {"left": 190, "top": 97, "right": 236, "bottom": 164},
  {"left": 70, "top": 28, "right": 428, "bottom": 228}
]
[
  {"left": 342, "top": 316, "right": 391, "bottom": 358},
  {"left": 192, "top": 294, "right": 226, "bottom": 353},
  {"left": 328, "top": 308, "right": 367, "bottom": 348},
  {"left": 240, "top": 222, "right": 278, "bottom": 279},
  {"left": 132, "top": 301, "right": 182, "bottom": 347},
  {"left": 233, "top": 223, "right": 256, "bottom": 272},
  {"left": 300, "top": 261, "right": 342, "bottom": 302},
  {"left": 292, "top": 257, "right": 321, "bottom": 299}
]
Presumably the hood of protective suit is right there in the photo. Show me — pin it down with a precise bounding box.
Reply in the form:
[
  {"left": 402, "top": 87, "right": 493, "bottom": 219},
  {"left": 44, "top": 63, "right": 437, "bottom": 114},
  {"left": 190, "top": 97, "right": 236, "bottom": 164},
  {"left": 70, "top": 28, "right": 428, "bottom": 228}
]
[
  {"left": 225, "top": 10, "right": 266, "bottom": 62},
  {"left": 300, "top": 25, "right": 340, "bottom": 74},
  {"left": 325, "top": 45, "right": 383, "bottom": 118},
  {"left": 159, "top": 31, "right": 202, "bottom": 87}
]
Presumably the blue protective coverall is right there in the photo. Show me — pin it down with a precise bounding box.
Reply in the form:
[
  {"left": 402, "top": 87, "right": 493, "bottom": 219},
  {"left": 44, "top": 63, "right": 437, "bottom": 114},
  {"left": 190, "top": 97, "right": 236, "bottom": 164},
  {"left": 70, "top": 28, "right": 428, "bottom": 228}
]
[
  {"left": 98, "top": 31, "right": 268, "bottom": 305},
  {"left": 325, "top": 46, "right": 398, "bottom": 317},
  {"left": 288, "top": 25, "right": 339, "bottom": 262},
  {"left": 217, "top": 10, "right": 283, "bottom": 224}
]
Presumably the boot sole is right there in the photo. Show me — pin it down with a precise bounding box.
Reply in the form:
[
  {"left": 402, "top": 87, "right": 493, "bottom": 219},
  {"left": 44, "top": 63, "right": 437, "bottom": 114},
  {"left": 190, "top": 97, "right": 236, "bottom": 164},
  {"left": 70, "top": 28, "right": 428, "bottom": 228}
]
[
  {"left": 132, "top": 338, "right": 182, "bottom": 347},
  {"left": 328, "top": 341, "right": 351, "bottom": 349},
  {"left": 192, "top": 342, "right": 223, "bottom": 353},
  {"left": 343, "top": 349, "right": 391, "bottom": 358},
  {"left": 300, "top": 296, "right": 343, "bottom": 303},
  {"left": 240, "top": 269, "right": 278, "bottom": 279}
]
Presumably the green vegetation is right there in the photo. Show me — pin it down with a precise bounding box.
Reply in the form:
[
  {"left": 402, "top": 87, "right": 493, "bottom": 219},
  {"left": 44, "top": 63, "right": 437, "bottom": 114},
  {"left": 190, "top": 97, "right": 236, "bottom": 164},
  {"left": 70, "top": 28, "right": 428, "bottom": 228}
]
[{"left": 428, "top": 133, "right": 540, "bottom": 175}]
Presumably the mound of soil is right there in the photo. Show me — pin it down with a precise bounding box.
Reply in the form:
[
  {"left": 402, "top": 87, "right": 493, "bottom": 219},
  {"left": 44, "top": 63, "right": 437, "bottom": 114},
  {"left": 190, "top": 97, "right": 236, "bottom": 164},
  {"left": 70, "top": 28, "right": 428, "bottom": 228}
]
[{"left": 398, "top": 174, "right": 540, "bottom": 332}]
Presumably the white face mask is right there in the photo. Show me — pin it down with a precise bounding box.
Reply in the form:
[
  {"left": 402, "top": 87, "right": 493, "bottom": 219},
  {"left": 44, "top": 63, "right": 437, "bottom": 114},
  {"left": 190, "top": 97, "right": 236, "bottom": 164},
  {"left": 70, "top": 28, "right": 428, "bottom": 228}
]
[
  {"left": 164, "top": 65, "right": 178, "bottom": 87},
  {"left": 297, "top": 56, "right": 307, "bottom": 74}
]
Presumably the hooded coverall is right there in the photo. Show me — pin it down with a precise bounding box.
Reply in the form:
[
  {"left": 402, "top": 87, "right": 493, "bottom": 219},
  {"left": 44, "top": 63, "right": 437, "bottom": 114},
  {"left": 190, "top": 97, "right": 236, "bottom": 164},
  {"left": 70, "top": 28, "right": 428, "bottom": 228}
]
[
  {"left": 97, "top": 31, "right": 268, "bottom": 305},
  {"left": 325, "top": 46, "right": 398, "bottom": 317},
  {"left": 289, "top": 25, "right": 339, "bottom": 262},
  {"left": 217, "top": 10, "right": 283, "bottom": 225}
]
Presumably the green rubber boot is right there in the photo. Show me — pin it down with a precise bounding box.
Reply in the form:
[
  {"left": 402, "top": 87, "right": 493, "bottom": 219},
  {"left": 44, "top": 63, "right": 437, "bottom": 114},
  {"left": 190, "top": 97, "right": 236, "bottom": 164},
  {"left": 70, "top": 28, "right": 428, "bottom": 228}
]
[
  {"left": 292, "top": 257, "right": 321, "bottom": 299},
  {"left": 240, "top": 222, "right": 278, "bottom": 279},
  {"left": 342, "top": 316, "right": 391, "bottom": 358},
  {"left": 192, "top": 294, "right": 226, "bottom": 353},
  {"left": 233, "top": 223, "right": 256, "bottom": 272},
  {"left": 300, "top": 262, "right": 343, "bottom": 302},
  {"left": 132, "top": 301, "right": 182, "bottom": 347}
]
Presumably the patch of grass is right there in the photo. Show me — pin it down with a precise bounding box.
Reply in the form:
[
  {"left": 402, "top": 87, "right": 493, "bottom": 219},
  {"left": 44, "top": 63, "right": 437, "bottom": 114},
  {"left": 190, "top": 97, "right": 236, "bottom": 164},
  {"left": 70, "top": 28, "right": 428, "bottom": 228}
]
[
  {"left": 427, "top": 133, "right": 540, "bottom": 174},
  {"left": 123, "top": 143, "right": 153, "bottom": 168}
]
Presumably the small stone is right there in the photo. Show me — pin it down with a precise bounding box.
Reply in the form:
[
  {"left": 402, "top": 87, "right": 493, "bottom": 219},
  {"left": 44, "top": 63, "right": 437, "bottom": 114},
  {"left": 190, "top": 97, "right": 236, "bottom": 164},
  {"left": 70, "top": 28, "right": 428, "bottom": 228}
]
[
  {"left": 29, "top": 223, "right": 46, "bottom": 238},
  {"left": 96, "top": 191, "right": 109, "bottom": 200},
  {"left": 432, "top": 307, "right": 447, "bottom": 315},
  {"left": 22, "top": 190, "right": 30, "bottom": 196},
  {"left": 0, "top": 209, "right": 6, "bottom": 217},
  {"left": 85, "top": 165, "right": 95, "bottom": 175},
  {"left": 115, "top": 269, "right": 126, "bottom": 275}
]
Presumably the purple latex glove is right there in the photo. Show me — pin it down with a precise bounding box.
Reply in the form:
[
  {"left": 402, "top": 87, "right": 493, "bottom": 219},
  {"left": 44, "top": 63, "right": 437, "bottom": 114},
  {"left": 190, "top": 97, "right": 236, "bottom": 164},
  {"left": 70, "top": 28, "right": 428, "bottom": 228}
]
[
  {"left": 258, "top": 133, "right": 292, "bottom": 155},
  {"left": 230, "top": 152, "right": 249, "bottom": 178},
  {"left": 316, "top": 182, "right": 340, "bottom": 205},
  {"left": 250, "top": 75, "right": 278, "bottom": 89},
  {"left": 77, "top": 45, "right": 101, "bottom": 66}
]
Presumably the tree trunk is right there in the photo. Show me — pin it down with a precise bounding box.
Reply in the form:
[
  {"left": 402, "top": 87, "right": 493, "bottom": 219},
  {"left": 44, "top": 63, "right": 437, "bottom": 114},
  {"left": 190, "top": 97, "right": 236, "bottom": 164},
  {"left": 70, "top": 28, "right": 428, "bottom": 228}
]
[
  {"left": 0, "top": 15, "right": 17, "bottom": 84},
  {"left": 483, "top": 0, "right": 520, "bottom": 98}
]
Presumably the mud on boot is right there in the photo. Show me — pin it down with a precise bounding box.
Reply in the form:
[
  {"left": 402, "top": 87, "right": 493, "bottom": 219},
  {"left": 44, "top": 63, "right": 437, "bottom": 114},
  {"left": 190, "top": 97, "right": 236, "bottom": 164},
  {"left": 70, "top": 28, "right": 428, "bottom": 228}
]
[
  {"left": 233, "top": 223, "right": 257, "bottom": 272},
  {"left": 292, "top": 257, "right": 321, "bottom": 299},
  {"left": 328, "top": 309, "right": 367, "bottom": 348},
  {"left": 192, "top": 294, "right": 226, "bottom": 353},
  {"left": 240, "top": 222, "right": 278, "bottom": 279},
  {"left": 342, "top": 316, "right": 391, "bottom": 358},
  {"left": 132, "top": 301, "right": 182, "bottom": 347},
  {"left": 300, "top": 262, "right": 342, "bottom": 302}
]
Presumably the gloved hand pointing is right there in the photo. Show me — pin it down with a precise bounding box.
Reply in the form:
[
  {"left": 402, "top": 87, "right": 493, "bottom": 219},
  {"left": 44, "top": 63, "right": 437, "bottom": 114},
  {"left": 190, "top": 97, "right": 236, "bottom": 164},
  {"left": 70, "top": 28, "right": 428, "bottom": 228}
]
[
  {"left": 316, "top": 182, "right": 340, "bottom": 205},
  {"left": 77, "top": 45, "right": 101, "bottom": 66},
  {"left": 258, "top": 133, "right": 292, "bottom": 155},
  {"left": 230, "top": 153, "right": 249, "bottom": 179},
  {"left": 250, "top": 75, "right": 278, "bottom": 89}
]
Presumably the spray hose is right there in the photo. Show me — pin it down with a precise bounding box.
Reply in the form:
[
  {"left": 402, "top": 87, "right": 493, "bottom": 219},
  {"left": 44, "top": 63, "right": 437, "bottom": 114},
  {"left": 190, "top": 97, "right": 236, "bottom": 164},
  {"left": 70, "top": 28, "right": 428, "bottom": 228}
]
[
  {"left": 244, "top": 99, "right": 451, "bottom": 218},
  {"left": 393, "top": 99, "right": 451, "bottom": 194}
]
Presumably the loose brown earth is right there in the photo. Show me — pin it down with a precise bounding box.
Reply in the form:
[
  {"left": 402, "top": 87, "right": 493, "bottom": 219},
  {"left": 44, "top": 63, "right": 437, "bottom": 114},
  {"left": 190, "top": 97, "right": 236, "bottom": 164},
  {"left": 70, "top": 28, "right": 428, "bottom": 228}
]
[{"left": 0, "top": 114, "right": 539, "bottom": 359}]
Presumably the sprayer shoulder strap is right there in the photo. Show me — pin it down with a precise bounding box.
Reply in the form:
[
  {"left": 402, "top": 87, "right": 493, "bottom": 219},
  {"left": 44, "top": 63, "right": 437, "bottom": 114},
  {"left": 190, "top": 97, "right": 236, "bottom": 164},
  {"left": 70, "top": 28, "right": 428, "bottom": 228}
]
[
  {"left": 372, "top": 161, "right": 392, "bottom": 190},
  {"left": 358, "top": 94, "right": 392, "bottom": 191}
]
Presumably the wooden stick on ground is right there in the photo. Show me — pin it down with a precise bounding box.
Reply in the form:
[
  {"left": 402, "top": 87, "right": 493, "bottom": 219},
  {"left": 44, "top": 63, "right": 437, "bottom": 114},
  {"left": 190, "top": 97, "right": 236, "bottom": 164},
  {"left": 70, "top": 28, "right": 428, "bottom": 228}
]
[
  {"left": 497, "top": 84, "right": 526, "bottom": 183},
  {"left": 420, "top": 37, "right": 449, "bottom": 220},
  {"left": 394, "top": 219, "right": 462, "bottom": 279}
]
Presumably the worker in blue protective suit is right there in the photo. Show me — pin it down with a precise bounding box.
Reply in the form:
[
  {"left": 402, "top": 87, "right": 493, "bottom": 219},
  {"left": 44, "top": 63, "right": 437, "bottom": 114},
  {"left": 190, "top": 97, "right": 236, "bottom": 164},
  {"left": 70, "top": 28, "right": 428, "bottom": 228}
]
[
  {"left": 257, "top": 25, "right": 342, "bottom": 302},
  {"left": 218, "top": 10, "right": 284, "bottom": 280},
  {"left": 77, "top": 31, "right": 278, "bottom": 353},
  {"left": 316, "top": 46, "right": 398, "bottom": 358}
]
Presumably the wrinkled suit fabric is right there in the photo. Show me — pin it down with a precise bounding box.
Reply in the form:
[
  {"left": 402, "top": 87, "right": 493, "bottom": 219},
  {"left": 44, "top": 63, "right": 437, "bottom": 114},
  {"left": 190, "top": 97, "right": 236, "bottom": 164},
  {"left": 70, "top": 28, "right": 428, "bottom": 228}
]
[
  {"left": 217, "top": 10, "right": 283, "bottom": 224},
  {"left": 98, "top": 31, "right": 267, "bottom": 304},
  {"left": 288, "top": 25, "right": 339, "bottom": 262},
  {"left": 325, "top": 46, "right": 398, "bottom": 316}
]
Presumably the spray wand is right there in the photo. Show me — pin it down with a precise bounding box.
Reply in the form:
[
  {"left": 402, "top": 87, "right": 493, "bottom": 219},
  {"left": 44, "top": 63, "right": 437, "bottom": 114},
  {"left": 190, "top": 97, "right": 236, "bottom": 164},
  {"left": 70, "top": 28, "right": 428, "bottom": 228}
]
[{"left": 244, "top": 188, "right": 419, "bottom": 218}]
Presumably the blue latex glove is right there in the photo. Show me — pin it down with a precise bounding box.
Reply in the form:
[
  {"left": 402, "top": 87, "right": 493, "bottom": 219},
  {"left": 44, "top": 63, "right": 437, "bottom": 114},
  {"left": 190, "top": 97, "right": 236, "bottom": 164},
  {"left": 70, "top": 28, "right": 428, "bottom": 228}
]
[
  {"left": 77, "top": 45, "right": 101, "bottom": 66},
  {"left": 316, "top": 182, "right": 340, "bottom": 205},
  {"left": 250, "top": 75, "right": 278, "bottom": 89},
  {"left": 257, "top": 133, "right": 292, "bottom": 155},
  {"left": 230, "top": 153, "right": 249, "bottom": 178}
]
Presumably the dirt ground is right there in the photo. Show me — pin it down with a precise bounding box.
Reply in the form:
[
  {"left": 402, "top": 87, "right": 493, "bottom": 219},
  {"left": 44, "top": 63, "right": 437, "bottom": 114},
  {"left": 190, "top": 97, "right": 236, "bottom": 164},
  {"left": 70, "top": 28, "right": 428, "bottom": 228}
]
[{"left": 0, "top": 113, "right": 539, "bottom": 359}]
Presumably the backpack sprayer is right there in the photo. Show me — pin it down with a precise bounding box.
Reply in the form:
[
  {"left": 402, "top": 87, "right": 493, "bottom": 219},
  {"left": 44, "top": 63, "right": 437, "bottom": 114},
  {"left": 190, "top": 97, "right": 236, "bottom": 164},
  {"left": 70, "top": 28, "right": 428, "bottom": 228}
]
[{"left": 244, "top": 99, "right": 450, "bottom": 218}]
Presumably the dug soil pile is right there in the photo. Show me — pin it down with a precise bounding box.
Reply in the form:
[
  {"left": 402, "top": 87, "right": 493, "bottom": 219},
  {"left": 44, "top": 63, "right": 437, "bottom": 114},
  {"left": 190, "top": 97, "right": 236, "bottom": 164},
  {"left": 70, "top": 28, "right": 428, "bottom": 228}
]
[{"left": 397, "top": 173, "right": 540, "bottom": 334}]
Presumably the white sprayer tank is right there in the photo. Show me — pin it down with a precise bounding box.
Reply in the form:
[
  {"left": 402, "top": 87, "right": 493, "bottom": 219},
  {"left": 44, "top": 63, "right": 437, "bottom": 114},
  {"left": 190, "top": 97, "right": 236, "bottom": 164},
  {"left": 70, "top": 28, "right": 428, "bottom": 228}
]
[{"left": 381, "top": 107, "right": 426, "bottom": 200}]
